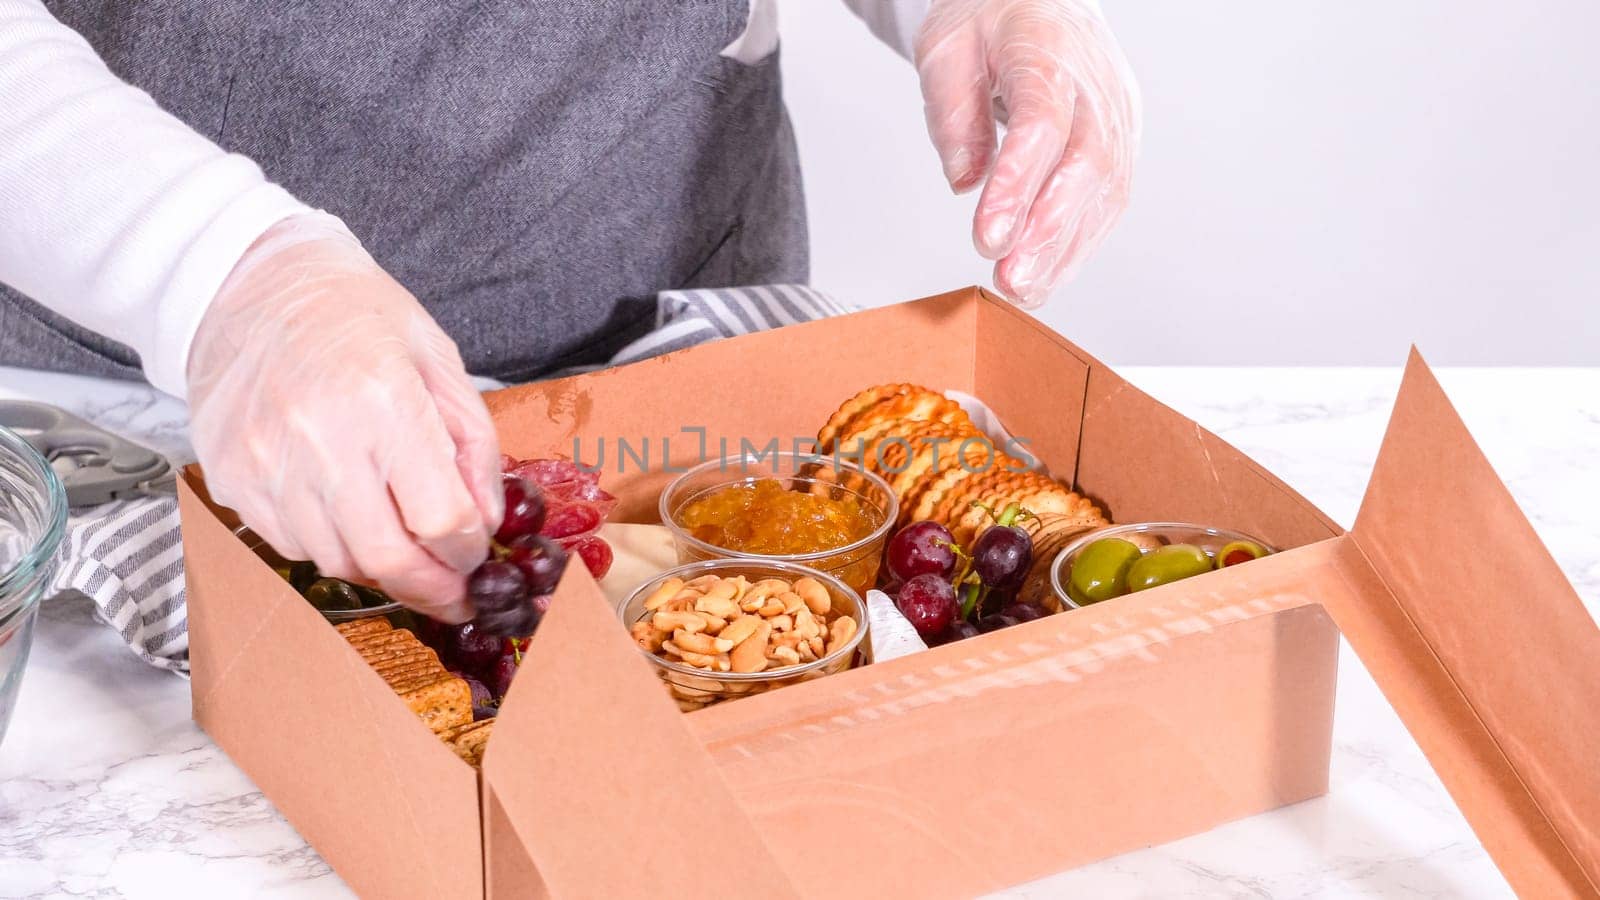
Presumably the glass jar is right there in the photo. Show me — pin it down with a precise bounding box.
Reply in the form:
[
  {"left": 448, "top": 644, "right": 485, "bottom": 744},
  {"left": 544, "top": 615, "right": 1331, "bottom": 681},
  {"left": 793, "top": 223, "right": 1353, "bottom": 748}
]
[
  {"left": 0, "top": 425, "right": 68, "bottom": 747},
  {"left": 659, "top": 451, "right": 898, "bottom": 597}
]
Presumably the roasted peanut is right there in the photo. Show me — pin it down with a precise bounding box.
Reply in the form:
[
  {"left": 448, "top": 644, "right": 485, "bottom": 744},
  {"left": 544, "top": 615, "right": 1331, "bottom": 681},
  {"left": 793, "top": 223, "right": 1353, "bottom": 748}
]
[
  {"left": 826, "top": 615, "right": 858, "bottom": 655},
  {"left": 770, "top": 645, "right": 801, "bottom": 667},
  {"left": 780, "top": 591, "right": 806, "bottom": 616},
  {"left": 808, "top": 635, "right": 826, "bottom": 658},
  {"left": 631, "top": 621, "right": 665, "bottom": 652},
  {"left": 719, "top": 614, "right": 762, "bottom": 647},
  {"left": 652, "top": 610, "right": 705, "bottom": 633},
  {"left": 674, "top": 630, "right": 734, "bottom": 655},
  {"left": 730, "top": 620, "right": 772, "bottom": 673},
  {"left": 694, "top": 611, "right": 727, "bottom": 633},
  {"left": 768, "top": 614, "right": 793, "bottom": 633},
  {"left": 695, "top": 594, "right": 742, "bottom": 620},
  {"left": 643, "top": 577, "right": 687, "bottom": 611},
  {"left": 794, "top": 607, "right": 821, "bottom": 640},
  {"left": 793, "top": 577, "right": 831, "bottom": 616},
  {"left": 684, "top": 574, "right": 723, "bottom": 591},
  {"left": 759, "top": 599, "right": 785, "bottom": 618}
]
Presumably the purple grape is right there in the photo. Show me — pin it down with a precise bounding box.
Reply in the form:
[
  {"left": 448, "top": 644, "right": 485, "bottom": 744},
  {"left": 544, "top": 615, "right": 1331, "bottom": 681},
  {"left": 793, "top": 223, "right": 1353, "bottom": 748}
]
[
  {"left": 937, "top": 620, "right": 981, "bottom": 645},
  {"left": 975, "top": 613, "right": 1020, "bottom": 633},
  {"left": 476, "top": 601, "right": 540, "bottom": 639},
  {"left": 456, "top": 673, "right": 492, "bottom": 709},
  {"left": 447, "top": 622, "right": 503, "bottom": 672},
  {"left": 469, "top": 560, "right": 530, "bottom": 616},
  {"left": 1000, "top": 603, "right": 1047, "bottom": 623},
  {"left": 886, "top": 521, "right": 958, "bottom": 582},
  {"left": 895, "top": 573, "right": 958, "bottom": 639},
  {"left": 531, "top": 593, "right": 554, "bottom": 616},
  {"left": 504, "top": 534, "right": 569, "bottom": 595},
  {"left": 472, "top": 705, "right": 498, "bottom": 721},
  {"left": 495, "top": 476, "right": 547, "bottom": 543},
  {"left": 973, "top": 524, "right": 1032, "bottom": 590}
]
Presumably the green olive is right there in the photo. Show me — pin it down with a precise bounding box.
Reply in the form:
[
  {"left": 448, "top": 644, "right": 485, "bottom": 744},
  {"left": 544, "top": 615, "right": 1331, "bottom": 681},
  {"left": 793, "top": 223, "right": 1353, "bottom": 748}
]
[
  {"left": 1216, "top": 540, "right": 1268, "bottom": 568},
  {"left": 305, "top": 578, "right": 362, "bottom": 612},
  {"left": 1067, "top": 538, "right": 1143, "bottom": 606},
  {"left": 1126, "top": 544, "right": 1213, "bottom": 592}
]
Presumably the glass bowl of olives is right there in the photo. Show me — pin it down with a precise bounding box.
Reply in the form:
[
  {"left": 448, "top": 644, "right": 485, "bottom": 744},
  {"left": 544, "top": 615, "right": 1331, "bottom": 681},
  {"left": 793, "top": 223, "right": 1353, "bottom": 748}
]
[
  {"left": 1050, "top": 523, "right": 1273, "bottom": 610},
  {"left": 231, "top": 525, "right": 404, "bottom": 623}
]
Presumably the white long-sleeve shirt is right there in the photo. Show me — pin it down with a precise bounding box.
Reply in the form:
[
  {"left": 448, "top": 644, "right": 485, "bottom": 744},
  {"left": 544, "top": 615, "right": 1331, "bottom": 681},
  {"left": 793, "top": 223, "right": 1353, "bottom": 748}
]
[{"left": 0, "top": 0, "right": 928, "bottom": 398}]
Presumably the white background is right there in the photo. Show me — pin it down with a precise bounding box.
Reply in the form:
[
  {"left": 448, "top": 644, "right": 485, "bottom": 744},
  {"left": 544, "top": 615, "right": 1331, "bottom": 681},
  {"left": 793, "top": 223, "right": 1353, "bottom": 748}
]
[{"left": 778, "top": 1, "right": 1600, "bottom": 365}]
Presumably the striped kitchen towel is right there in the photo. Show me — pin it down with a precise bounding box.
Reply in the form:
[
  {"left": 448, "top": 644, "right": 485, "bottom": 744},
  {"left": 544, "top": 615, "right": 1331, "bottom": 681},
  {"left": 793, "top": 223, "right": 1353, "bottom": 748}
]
[{"left": 54, "top": 284, "right": 853, "bottom": 673}]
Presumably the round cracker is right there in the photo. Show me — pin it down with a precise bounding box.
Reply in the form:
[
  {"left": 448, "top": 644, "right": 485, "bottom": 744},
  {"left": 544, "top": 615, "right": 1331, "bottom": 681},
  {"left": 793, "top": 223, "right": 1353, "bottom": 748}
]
[
  {"left": 818, "top": 383, "right": 915, "bottom": 450},
  {"left": 887, "top": 424, "right": 985, "bottom": 498}
]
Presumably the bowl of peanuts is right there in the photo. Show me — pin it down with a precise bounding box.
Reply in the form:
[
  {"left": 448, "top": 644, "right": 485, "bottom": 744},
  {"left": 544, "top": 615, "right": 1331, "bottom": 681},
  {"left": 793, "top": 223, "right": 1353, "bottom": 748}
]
[{"left": 619, "top": 559, "right": 871, "bottom": 711}]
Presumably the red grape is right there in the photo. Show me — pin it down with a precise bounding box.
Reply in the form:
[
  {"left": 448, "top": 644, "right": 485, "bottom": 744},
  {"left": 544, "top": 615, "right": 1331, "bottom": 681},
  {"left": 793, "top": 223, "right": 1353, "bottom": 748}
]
[
  {"left": 543, "top": 502, "right": 601, "bottom": 539},
  {"left": 973, "top": 524, "right": 1032, "bottom": 590},
  {"left": 473, "top": 705, "right": 498, "bottom": 721},
  {"left": 488, "top": 652, "right": 519, "bottom": 699},
  {"left": 504, "top": 534, "right": 569, "bottom": 595},
  {"left": 495, "top": 476, "right": 546, "bottom": 543},
  {"left": 569, "top": 536, "right": 613, "bottom": 579},
  {"left": 885, "top": 521, "right": 957, "bottom": 582},
  {"left": 447, "top": 622, "right": 503, "bottom": 672},
  {"left": 895, "top": 573, "right": 958, "bottom": 639},
  {"left": 531, "top": 593, "right": 554, "bottom": 616}
]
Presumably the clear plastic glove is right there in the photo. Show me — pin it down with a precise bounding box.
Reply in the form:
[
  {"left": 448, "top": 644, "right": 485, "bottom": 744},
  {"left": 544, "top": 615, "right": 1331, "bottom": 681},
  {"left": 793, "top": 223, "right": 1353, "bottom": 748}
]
[
  {"left": 186, "top": 213, "right": 503, "bottom": 623},
  {"left": 915, "top": 0, "right": 1141, "bottom": 307}
]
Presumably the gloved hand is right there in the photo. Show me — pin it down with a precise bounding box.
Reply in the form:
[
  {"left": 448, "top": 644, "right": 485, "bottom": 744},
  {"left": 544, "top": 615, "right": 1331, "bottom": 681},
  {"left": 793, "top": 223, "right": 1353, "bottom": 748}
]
[
  {"left": 915, "top": 0, "right": 1140, "bottom": 307},
  {"left": 187, "top": 213, "right": 502, "bottom": 623}
]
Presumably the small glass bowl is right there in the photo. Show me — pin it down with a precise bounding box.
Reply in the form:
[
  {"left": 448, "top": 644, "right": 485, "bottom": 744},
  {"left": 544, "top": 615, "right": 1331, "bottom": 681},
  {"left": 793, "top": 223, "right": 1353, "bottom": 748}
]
[
  {"left": 617, "top": 559, "right": 871, "bottom": 711},
  {"left": 232, "top": 525, "right": 405, "bottom": 624},
  {"left": 1050, "top": 522, "right": 1277, "bottom": 611},
  {"left": 0, "top": 425, "right": 67, "bottom": 749},
  {"left": 658, "top": 452, "right": 898, "bottom": 597}
]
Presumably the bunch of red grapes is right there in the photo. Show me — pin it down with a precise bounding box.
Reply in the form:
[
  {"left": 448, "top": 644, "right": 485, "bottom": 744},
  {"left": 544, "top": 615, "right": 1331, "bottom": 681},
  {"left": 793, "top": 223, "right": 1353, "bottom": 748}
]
[
  {"left": 884, "top": 502, "right": 1045, "bottom": 645},
  {"left": 420, "top": 457, "right": 617, "bottom": 718}
]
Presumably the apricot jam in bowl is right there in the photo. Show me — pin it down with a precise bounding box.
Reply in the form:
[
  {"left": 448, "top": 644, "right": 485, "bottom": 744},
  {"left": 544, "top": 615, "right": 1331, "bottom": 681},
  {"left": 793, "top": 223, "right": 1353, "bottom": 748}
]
[{"left": 659, "top": 452, "right": 897, "bottom": 596}]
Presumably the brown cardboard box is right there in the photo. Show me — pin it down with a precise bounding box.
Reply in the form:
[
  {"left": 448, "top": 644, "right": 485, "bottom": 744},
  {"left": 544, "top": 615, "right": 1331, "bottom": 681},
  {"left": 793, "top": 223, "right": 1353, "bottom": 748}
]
[{"left": 178, "top": 288, "right": 1599, "bottom": 899}]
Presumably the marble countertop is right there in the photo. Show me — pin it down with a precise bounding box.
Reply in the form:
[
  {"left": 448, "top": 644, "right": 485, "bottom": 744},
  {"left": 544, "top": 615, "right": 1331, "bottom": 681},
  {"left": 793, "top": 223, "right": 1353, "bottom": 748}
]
[{"left": 1, "top": 364, "right": 1596, "bottom": 899}]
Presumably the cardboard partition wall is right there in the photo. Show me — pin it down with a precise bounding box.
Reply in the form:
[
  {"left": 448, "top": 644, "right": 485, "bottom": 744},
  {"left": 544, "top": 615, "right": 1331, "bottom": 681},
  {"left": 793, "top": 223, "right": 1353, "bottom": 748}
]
[{"left": 178, "top": 288, "right": 1598, "bottom": 899}]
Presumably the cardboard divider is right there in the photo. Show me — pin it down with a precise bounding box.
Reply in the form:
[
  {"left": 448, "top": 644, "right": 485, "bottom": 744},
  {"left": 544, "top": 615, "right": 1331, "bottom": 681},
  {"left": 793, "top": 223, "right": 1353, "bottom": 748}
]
[
  {"left": 1344, "top": 352, "right": 1600, "bottom": 898},
  {"left": 681, "top": 541, "right": 1344, "bottom": 899},
  {"left": 179, "top": 477, "right": 482, "bottom": 900},
  {"left": 482, "top": 562, "right": 802, "bottom": 899}
]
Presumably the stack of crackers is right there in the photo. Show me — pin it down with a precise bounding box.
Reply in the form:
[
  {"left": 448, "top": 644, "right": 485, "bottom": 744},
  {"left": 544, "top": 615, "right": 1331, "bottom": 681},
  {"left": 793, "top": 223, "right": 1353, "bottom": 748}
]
[
  {"left": 334, "top": 619, "right": 494, "bottom": 768},
  {"left": 818, "top": 383, "right": 1110, "bottom": 550}
]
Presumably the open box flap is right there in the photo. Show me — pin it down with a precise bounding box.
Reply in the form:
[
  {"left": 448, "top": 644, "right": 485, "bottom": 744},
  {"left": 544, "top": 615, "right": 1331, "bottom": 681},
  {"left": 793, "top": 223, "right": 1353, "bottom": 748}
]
[
  {"left": 1340, "top": 351, "right": 1600, "bottom": 898},
  {"left": 178, "top": 475, "right": 482, "bottom": 900},
  {"left": 481, "top": 563, "right": 801, "bottom": 899}
]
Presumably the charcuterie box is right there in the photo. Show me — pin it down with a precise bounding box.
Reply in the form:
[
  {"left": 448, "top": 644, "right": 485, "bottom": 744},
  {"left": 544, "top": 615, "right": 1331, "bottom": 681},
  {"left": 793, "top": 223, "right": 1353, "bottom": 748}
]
[{"left": 177, "top": 287, "right": 1599, "bottom": 899}]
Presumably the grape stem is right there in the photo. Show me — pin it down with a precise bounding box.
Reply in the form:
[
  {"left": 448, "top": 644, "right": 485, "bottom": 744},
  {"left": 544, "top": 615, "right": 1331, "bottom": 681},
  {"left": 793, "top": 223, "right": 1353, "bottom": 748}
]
[{"left": 958, "top": 582, "right": 981, "bottom": 620}]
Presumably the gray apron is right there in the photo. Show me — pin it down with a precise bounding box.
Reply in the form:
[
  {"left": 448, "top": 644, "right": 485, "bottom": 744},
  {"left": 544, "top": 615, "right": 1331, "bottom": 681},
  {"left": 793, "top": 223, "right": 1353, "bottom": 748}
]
[{"left": 1, "top": 0, "right": 808, "bottom": 385}]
